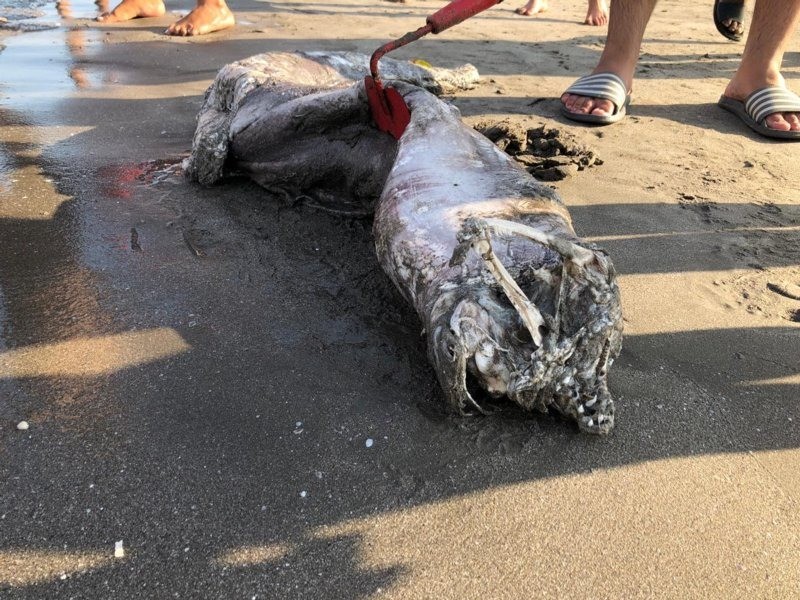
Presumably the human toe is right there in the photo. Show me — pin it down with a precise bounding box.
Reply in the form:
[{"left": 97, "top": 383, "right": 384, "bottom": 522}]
[
  {"left": 765, "top": 113, "right": 792, "bottom": 132},
  {"left": 585, "top": 12, "right": 607, "bottom": 26},
  {"left": 560, "top": 93, "right": 577, "bottom": 109},
  {"left": 572, "top": 96, "right": 597, "bottom": 114},
  {"left": 785, "top": 113, "right": 800, "bottom": 131},
  {"left": 166, "top": 21, "right": 187, "bottom": 35},
  {"left": 563, "top": 94, "right": 587, "bottom": 113},
  {"left": 722, "top": 18, "right": 743, "bottom": 34},
  {"left": 590, "top": 98, "right": 614, "bottom": 116}
]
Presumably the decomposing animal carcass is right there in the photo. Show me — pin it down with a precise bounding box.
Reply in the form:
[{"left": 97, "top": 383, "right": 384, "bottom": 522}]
[{"left": 185, "top": 52, "right": 623, "bottom": 434}]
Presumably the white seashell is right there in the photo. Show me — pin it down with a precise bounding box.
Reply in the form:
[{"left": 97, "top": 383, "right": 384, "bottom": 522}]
[
  {"left": 114, "top": 540, "right": 125, "bottom": 558},
  {"left": 16, "top": 421, "right": 29, "bottom": 431}
]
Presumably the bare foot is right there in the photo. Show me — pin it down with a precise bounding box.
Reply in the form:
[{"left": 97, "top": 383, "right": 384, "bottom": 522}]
[
  {"left": 97, "top": 0, "right": 165, "bottom": 22},
  {"left": 97, "top": 0, "right": 166, "bottom": 23},
  {"left": 514, "top": 0, "right": 548, "bottom": 17},
  {"left": 584, "top": 0, "right": 608, "bottom": 26},
  {"left": 724, "top": 71, "right": 800, "bottom": 132},
  {"left": 165, "top": 0, "right": 235, "bottom": 36}
]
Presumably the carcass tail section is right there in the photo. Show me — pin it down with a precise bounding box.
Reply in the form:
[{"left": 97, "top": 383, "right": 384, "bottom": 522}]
[
  {"left": 184, "top": 53, "right": 352, "bottom": 185},
  {"left": 185, "top": 52, "right": 482, "bottom": 186}
]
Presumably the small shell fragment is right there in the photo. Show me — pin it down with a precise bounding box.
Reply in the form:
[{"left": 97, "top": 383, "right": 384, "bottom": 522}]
[
  {"left": 365, "top": 438, "right": 374, "bottom": 448},
  {"left": 114, "top": 540, "right": 125, "bottom": 558},
  {"left": 16, "top": 421, "right": 29, "bottom": 431}
]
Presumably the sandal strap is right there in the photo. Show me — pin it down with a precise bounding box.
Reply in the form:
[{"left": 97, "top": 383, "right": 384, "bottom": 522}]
[
  {"left": 563, "top": 73, "right": 628, "bottom": 113},
  {"left": 745, "top": 87, "right": 800, "bottom": 125}
]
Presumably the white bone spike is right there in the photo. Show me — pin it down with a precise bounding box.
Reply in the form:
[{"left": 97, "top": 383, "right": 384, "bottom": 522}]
[{"left": 471, "top": 234, "right": 545, "bottom": 347}]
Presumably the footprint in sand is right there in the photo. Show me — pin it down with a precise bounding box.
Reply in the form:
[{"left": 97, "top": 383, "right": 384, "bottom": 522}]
[{"left": 767, "top": 280, "right": 800, "bottom": 302}]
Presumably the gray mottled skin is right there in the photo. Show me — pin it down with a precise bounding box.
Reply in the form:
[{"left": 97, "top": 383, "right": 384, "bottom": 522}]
[
  {"left": 187, "top": 52, "right": 622, "bottom": 434},
  {"left": 183, "top": 52, "right": 479, "bottom": 186}
]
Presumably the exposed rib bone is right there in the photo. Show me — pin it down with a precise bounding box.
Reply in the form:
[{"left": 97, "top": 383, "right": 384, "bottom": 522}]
[
  {"left": 483, "top": 218, "right": 595, "bottom": 268},
  {"left": 457, "top": 218, "right": 546, "bottom": 347}
]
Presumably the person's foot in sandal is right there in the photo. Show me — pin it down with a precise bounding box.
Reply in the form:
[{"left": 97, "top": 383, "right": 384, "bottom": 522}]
[
  {"left": 560, "top": 71, "right": 631, "bottom": 124},
  {"left": 716, "top": 0, "right": 800, "bottom": 139},
  {"left": 559, "top": 0, "right": 657, "bottom": 124},
  {"left": 714, "top": 0, "right": 746, "bottom": 42},
  {"left": 719, "top": 71, "right": 800, "bottom": 138}
]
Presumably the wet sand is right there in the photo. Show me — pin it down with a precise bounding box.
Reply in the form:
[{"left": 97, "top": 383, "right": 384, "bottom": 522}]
[{"left": 1, "top": 0, "right": 799, "bottom": 597}]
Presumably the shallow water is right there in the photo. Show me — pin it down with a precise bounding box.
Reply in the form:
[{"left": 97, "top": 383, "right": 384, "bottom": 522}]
[
  {"left": 0, "top": 0, "right": 103, "bottom": 26},
  {"left": 0, "top": 1, "right": 108, "bottom": 113}
]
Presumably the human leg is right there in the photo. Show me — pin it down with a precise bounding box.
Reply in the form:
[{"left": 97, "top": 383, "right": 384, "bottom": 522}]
[
  {"left": 561, "top": 0, "right": 657, "bottom": 118},
  {"left": 722, "top": 0, "right": 800, "bottom": 132}
]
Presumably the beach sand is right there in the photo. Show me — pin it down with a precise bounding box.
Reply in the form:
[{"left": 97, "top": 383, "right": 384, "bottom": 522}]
[{"left": 0, "top": 0, "right": 798, "bottom": 597}]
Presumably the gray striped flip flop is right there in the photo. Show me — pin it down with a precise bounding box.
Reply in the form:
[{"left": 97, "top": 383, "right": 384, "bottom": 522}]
[
  {"left": 718, "top": 86, "right": 800, "bottom": 140},
  {"left": 560, "top": 72, "right": 631, "bottom": 125}
]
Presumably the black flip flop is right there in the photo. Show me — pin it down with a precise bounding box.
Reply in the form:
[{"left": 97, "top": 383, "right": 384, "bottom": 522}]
[
  {"left": 713, "top": 0, "right": 745, "bottom": 42},
  {"left": 718, "top": 86, "right": 800, "bottom": 140}
]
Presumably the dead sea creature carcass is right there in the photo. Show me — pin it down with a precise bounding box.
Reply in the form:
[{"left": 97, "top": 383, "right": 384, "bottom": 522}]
[{"left": 185, "top": 52, "right": 623, "bottom": 434}]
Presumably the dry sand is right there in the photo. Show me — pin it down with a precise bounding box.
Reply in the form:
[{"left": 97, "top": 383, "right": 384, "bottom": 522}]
[{"left": 0, "top": 0, "right": 799, "bottom": 598}]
